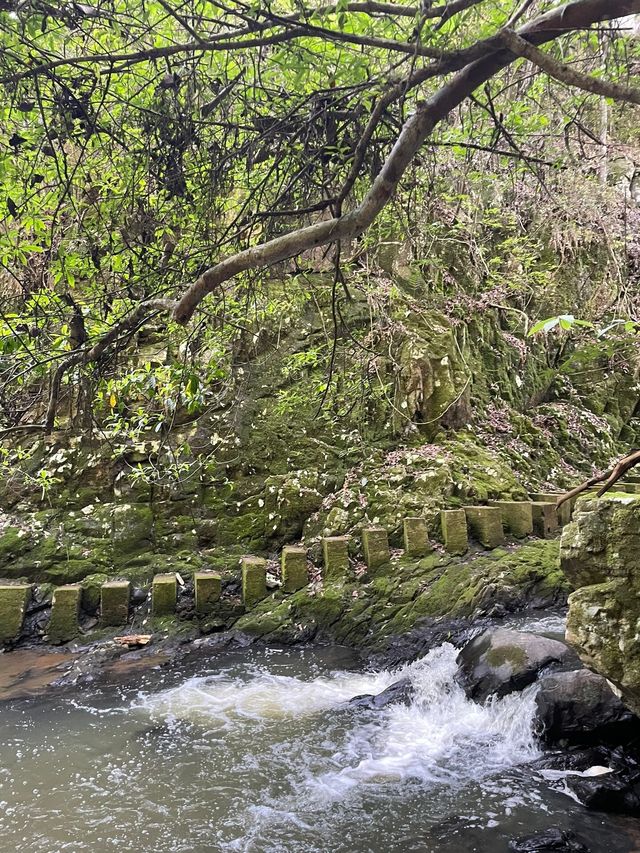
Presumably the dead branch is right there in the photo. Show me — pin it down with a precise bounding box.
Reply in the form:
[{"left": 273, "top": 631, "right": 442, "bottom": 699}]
[{"left": 558, "top": 449, "right": 640, "bottom": 507}]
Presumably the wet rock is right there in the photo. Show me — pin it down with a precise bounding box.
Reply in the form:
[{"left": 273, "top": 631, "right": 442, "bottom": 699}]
[
  {"left": 536, "top": 669, "right": 638, "bottom": 743},
  {"left": 508, "top": 828, "right": 589, "bottom": 852},
  {"left": 347, "top": 677, "right": 414, "bottom": 710},
  {"left": 532, "top": 745, "right": 640, "bottom": 817},
  {"left": 566, "top": 771, "right": 640, "bottom": 814},
  {"left": 457, "top": 628, "right": 572, "bottom": 701},
  {"left": 131, "top": 586, "right": 148, "bottom": 605}
]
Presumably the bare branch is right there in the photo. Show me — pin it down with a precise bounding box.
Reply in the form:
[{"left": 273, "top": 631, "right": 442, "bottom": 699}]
[
  {"left": 500, "top": 28, "right": 640, "bottom": 105},
  {"left": 558, "top": 450, "right": 640, "bottom": 507}
]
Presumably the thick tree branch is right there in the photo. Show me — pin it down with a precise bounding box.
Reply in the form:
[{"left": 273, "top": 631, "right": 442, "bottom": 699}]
[
  {"left": 172, "top": 0, "right": 640, "bottom": 325},
  {"left": 500, "top": 28, "right": 640, "bottom": 105}
]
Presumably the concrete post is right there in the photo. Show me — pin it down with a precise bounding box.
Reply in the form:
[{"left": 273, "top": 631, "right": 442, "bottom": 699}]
[
  {"left": 152, "top": 573, "right": 177, "bottom": 616},
  {"left": 463, "top": 506, "right": 505, "bottom": 549},
  {"left": 440, "top": 509, "right": 468, "bottom": 555},
  {"left": 281, "top": 546, "right": 308, "bottom": 593},
  {"left": 100, "top": 580, "right": 131, "bottom": 627},
  {"left": 0, "top": 583, "right": 30, "bottom": 643},
  {"left": 322, "top": 536, "right": 350, "bottom": 580},
  {"left": 242, "top": 557, "right": 267, "bottom": 606},
  {"left": 403, "top": 517, "right": 430, "bottom": 557},
  {"left": 48, "top": 584, "right": 82, "bottom": 644},
  {"left": 194, "top": 571, "right": 221, "bottom": 614}
]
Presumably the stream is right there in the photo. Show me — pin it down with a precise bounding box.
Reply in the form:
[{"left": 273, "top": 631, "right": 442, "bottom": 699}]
[{"left": 1, "top": 621, "right": 639, "bottom": 852}]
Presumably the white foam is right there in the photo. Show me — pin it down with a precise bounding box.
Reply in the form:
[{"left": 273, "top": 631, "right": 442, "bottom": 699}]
[
  {"left": 133, "top": 666, "right": 396, "bottom": 727},
  {"left": 308, "top": 644, "right": 541, "bottom": 796}
]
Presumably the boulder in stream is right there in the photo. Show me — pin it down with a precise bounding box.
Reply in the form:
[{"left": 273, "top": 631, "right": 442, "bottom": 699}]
[
  {"left": 346, "top": 677, "right": 414, "bottom": 710},
  {"left": 536, "top": 669, "right": 638, "bottom": 743},
  {"left": 456, "top": 628, "right": 572, "bottom": 701}
]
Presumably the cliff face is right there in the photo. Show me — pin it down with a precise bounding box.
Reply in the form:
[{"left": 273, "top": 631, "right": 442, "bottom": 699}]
[{"left": 562, "top": 493, "right": 640, "bottom": 715}]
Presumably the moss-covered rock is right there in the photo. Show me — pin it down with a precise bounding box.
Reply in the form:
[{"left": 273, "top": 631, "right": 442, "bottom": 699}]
[{"left": 562, "top": 494, "right": 640, "bottom": 715}]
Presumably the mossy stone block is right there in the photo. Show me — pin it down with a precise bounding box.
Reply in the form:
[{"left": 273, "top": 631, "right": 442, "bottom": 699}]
[
  {"left": 403, "top": 517, "right": 430, "bottom": 557},
  {"left": 0, "top": 583, "right": 30, "bottom": 643},
  {"left": 152, "top": 573, "right": 177, "bottom": 616},
  {"left": 440, "top": 509, "right": 468, "bottom": 555},
  {"left": 81, "top": 572, "right": 110, "bottom": 613},
  {"left": 194, "top": 571, "right": 221, "bottom": 614},
  {"left": 464, "top": 507, "right": 504, "bottom": 549},
  {"left": 531, "top": 501, "right": 559, "bottom": 538},
  {"left": 242, "top": 557, "right": 267, "bottom": 607},
  {"left": 619, "top": 482, "right": 640, "bottom": 495},
  {"left": 100, "top": 580, "right": 130, "bottom": 626},
  {"left": 281, "top": 547, "right": 308, "bottom": 593},
  {"left": 529, "top": 493, "right": 572, "bottom": 527},
  {"left": 362, "top": 527, "right": 390, "bottom": 573},
  {"left": 48, "top": 584, "right": 81, "bottom": 644},
  {"left": 489, "top": 501, "right": 533, "bottom": 538},
  {"left": 322, "top": 536, "right": 350, "bottom": 580}
]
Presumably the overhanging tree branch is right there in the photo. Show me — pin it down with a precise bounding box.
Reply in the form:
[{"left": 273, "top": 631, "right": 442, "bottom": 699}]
[
  {"left": 500, "top": 28, "right": 640, "bottom": 105},
  {"left": 172, "top": 0, "right": 640, "bottom": 325}
]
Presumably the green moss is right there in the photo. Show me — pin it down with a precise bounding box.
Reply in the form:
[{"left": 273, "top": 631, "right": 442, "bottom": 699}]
[
  {"left": 47, "top": 584, "right": 81, "bottom": 644},
  {"left": 486, "top": 645, "right": 528, "bottom": 668},
  {"left": 0, "top": 583, "right": 30, "bottom": 643},
  {"left": 0, "top": 526, "right": 31, "bottom": 564},
  {"left": 81, "top": 572, "right": 110, "bottom": 612}
]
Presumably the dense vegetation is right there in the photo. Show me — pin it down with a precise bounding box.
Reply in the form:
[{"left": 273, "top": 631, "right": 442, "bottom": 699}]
[{"left": 0, "top": 0, "right": 638, "bottom": 498}]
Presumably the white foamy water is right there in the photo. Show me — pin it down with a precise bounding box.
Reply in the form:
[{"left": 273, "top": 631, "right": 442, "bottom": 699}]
[
  {"left": 307, "top": 644, "right": 541, "bottom": 796},
  {"left": 135, "top": 643, "right": 541, "bottom": 799},
  {"left": 134, "top": 665, "right": 397, "bottom": 726},
  {"left": 2, "top": 642, "right": 635, "bottom": 853}
]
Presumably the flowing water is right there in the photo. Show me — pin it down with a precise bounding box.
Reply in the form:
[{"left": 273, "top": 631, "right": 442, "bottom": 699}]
[{"left": 0, "top": 641, "right": 639, "bottom": 853}]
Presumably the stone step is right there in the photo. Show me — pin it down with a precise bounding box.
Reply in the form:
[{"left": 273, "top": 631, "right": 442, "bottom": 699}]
[
  {"left": 463, "top": 506, "right": 505, "bottom": 549},
  {"left": 531, "top": 501, "right": 559, "bottom": 538},
  {"left": 241, "top": 556, "right": 267, "bottom": 606},
  {"left": 488, "top": 500, "right": 533, "bottom": 538},
  {"left": 48, "top": 584, "right": 82, "bottom": 644},
  {"left": 440, "top": 509, "right": 468, "bottom": 555},
  {"left": 194, "top": 571, "right": 222, "bottom": 615},
  {"left": 528, "top": 493, "right": 572, "bottom": 526},
  {"left": 101, "top": 580, "right": 131, "bottom": 627},
  {"left": 322, "top": 535, "right": 350, "bottom": 579},
  {"left": 152, "top": 573, "right": 177, "bottom": 616},
  {"left": 362, "top": 527, "right": 390, "bottom": 574},
  {"left": 281, "top": 546, "right": 308, "bottom": 593},
  {"left": 0, "top": 582, "right": 31, "bottom": 644},
  {"left": 403, "top": 517, "right": 430, "bottom": 557}
]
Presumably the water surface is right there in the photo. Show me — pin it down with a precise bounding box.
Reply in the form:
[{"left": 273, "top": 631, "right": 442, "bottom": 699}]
[{"left": 1, "top": 643, "right": 638, "bottom": 852}]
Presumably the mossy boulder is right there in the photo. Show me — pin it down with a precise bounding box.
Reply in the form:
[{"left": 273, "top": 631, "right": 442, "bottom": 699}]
[
  {"left": 562, "top": 494, "right": 640, "bottom": 715},
  {"left": 112, "top": 503, "right": 154, "bottom": 557},
  {"left": 457, "top": 628, "right": 572, "bottom": 701}
]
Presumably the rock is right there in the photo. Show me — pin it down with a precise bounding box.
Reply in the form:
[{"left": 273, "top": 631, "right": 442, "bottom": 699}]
[
  {"left": 508, "top": 829, "right": 589, "bottom": 852},
  {"left": 561, "top": 494, "right": 640, "bottom": 715},
  {"left": 536, "top": 669, "right": 638, "bottom": 743},
  {"left": 131, "top": 586, "right": 148, "bottom": 604},
  {"left": 457, "top": 628, "right": 572, "bottom": 701},
  {"left": 532, "top": 745, "right": 640, "bottom": 817},
  {"left": 566, "top": 770, "right": 640, "bottom": 814},
  {"left": 347, "top": 677, "right": 414, "bottom": 710}
]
